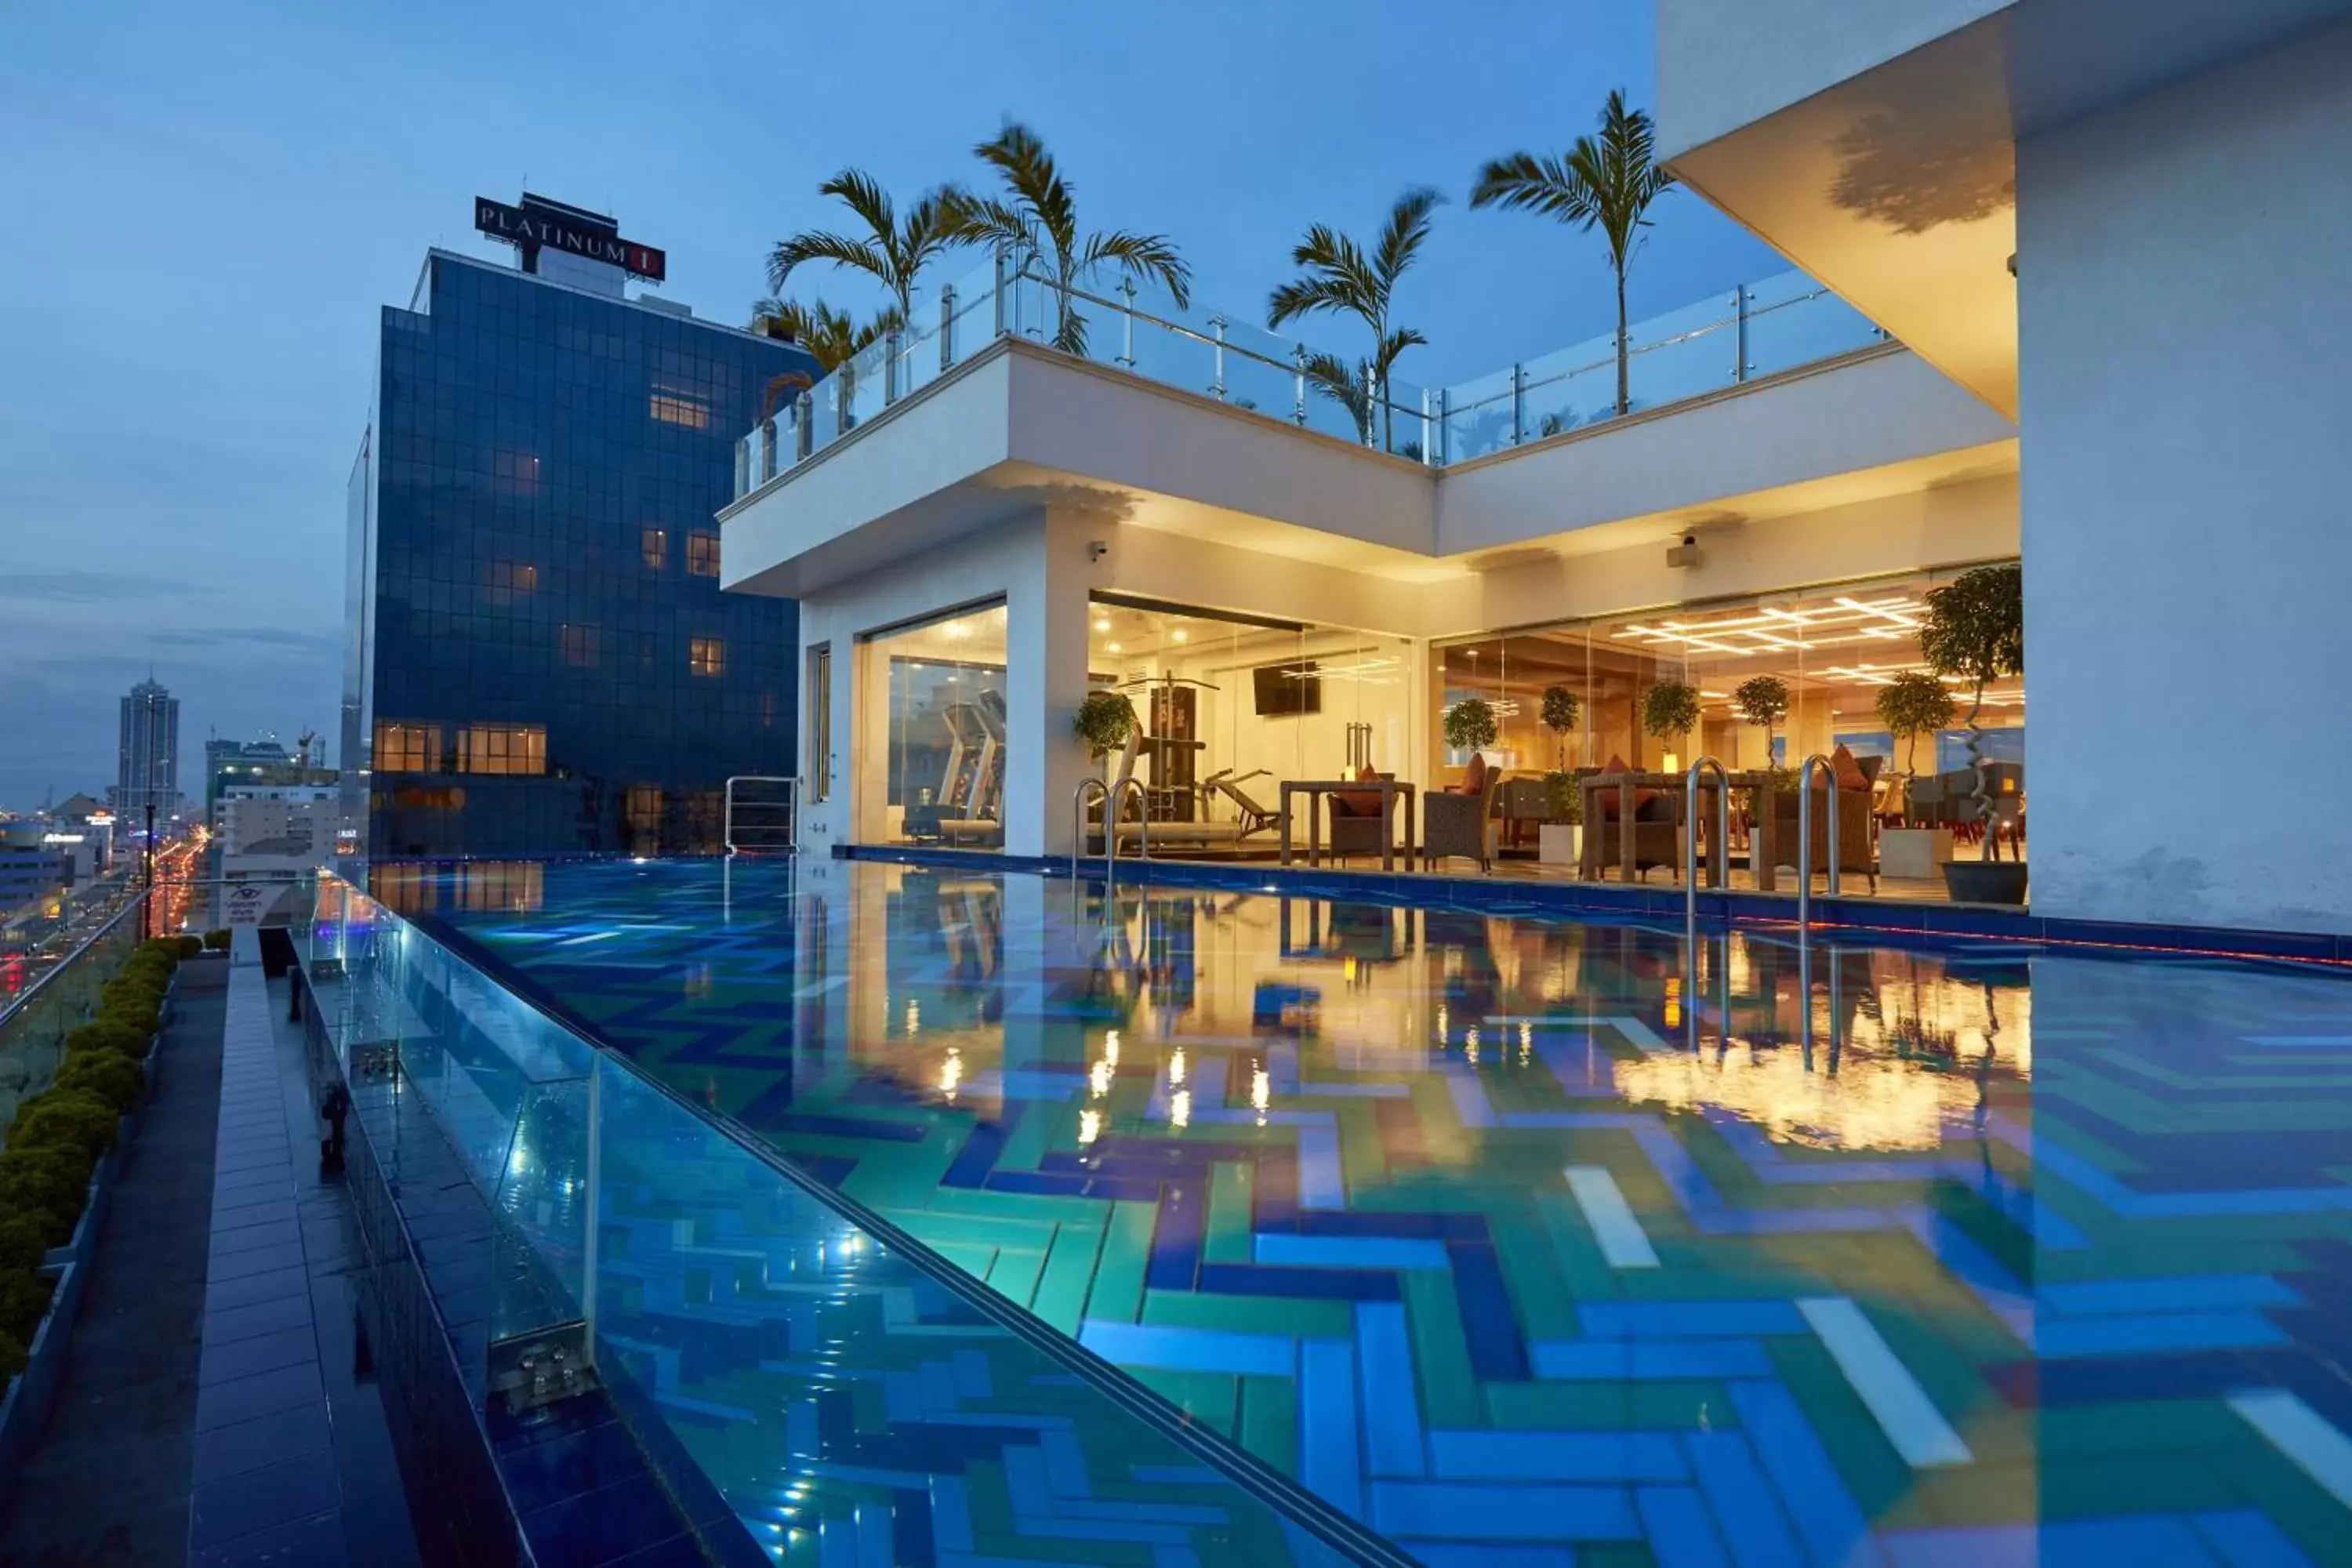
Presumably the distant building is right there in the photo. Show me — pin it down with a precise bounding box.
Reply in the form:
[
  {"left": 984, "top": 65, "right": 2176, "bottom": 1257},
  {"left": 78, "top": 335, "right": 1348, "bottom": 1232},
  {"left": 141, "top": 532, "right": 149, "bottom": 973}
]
[
  {"left": 219, "top": 782, "right": 340, "bottom": 891},
  {"left": 343, "top": 194, "right": 815, "bottom": 859},
  {"left": 204, "top": 735, "right": 335, "bottom": 827},
  {"left": 0, "top": 821, "right": 64, "bottom": 915},
  {"left": 116, "top": 678, "right": 180, "bottom": 825}
]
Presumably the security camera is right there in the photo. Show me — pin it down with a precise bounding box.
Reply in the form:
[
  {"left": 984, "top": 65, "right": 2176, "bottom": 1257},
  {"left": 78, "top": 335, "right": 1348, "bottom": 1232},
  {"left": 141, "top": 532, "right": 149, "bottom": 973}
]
[
  {"left": 1667, "top": 533, "right": 1701, "bottom": 568},
  {"left": 1087, "top": 540, "right": 1109, "bottom": 563}
]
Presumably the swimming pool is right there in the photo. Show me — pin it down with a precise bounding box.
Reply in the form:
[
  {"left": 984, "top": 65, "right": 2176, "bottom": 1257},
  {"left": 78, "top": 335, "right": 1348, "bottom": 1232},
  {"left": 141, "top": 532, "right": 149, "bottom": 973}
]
[{"left": 403, "top": 855, "right": 2352, "bottom": 1564}]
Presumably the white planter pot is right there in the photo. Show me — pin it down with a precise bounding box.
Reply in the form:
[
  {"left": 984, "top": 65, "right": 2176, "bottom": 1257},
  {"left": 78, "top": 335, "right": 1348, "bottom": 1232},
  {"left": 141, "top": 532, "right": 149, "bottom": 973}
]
[
  {"left": 1880, "top": 826, "right": 1953, "bottom": 881},
  {"left": 1538, "top": 824, "right": 1583, "bottom": 867}
]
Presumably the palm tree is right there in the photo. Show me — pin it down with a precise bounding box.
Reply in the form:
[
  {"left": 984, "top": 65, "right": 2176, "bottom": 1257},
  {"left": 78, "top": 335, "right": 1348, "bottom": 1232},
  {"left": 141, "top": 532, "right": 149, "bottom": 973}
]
[
  {"left": 1267, "top": 188, "right": 1443, "bottom": 450},
  {"left": 1472, "top": 89, "right": 1676, "bottom": 419},
  {"left": 941, "top": 122, "right": 1190, "bottom": 356},
  {"left": 767, "top": 169, "right": 964, "bottom": 333},
  {"left": 747, "top": 298, "right": 888, "bottom": 373}
]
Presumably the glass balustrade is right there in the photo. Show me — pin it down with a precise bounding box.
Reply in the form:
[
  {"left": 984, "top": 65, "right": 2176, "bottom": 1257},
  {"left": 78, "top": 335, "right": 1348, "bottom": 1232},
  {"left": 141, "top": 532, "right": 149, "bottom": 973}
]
[{"left": 729, "top": 249, "right": 1893, "bottom": 498}]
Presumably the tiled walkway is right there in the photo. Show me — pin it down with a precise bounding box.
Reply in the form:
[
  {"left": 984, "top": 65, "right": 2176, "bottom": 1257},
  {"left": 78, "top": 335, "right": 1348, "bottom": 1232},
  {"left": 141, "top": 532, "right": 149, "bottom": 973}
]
[{"left": 185, "top": 964, "right": 419, "bottom": 1566}]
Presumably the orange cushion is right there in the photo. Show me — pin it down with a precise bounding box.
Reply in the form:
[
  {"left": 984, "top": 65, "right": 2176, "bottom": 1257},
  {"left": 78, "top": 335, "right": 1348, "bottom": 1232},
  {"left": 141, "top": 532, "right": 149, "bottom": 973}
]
[
  {"left": 1595, "top": 753, "right": 1636, "bottom": 818},
  {"left": 1457, "top": 751, "right": 1490, "bottom": 798},
  {"left": 1831, "top": 743, "right": 1868, "bottom": 793},
  {"left": 1333, "top": 765, "right": 1385, "bottom": 818}
]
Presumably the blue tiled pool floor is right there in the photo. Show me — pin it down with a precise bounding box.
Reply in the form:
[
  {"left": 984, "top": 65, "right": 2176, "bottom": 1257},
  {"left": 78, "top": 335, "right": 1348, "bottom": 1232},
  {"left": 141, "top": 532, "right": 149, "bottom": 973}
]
[{"left": 401, "top": 856, "right": 2352, "bottom": 1564}]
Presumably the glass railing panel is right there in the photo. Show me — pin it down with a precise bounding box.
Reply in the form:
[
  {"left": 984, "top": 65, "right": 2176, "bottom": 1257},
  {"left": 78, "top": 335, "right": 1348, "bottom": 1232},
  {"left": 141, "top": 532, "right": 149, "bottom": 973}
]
[
  {"left": 0, "top": 896, "right": 146, "bottom": 1135},
  {"left": 842, "top": 333, "right": 890, "bottom": 434},
  {"left": 491, "top": 1073, "right": 593, "bottom": 1344},
  {"left": 1624, "top": 292, "right": 1741, "bottom": 414},
  {"left": 1439, "top": 365, "right": 1519, "bottom": 459},
  {"left": 1380, "top": 372, "right": 1432, "bottom": 460},
  {"left": 1515, "top": 328, "right": 1620, "bottom": 439},
  {"left": 1223, "top": 317, "right": 1308, "bottom": 423},
  {"left": 1742, "top": 270, "right": 1887, "bottom": 379},
  {"left": 583, "top": 1054, "right": 1361, "bottom": 1566}
]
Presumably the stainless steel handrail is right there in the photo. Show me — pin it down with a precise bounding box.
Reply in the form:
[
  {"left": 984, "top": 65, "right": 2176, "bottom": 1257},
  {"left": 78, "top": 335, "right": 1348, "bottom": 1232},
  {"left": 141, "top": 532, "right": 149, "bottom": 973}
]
[
  {"left": 0, "top": 887, "right": 151, "bottom": 1035},
  {"left": 1070, "top": 779, "right": 1109, "bottom": 879},
  {"left": 724, "top": 775, "right": 800, "bottom": 855},
  {"left": 1795, "top": 754, "right": 1842, "bottom": 926},
  {"left": 1682, "top": 757, "right": 1732, "bottom": 946},
  {"left": 1106, "top": 778, "right": 1149, "bottom": 888}
]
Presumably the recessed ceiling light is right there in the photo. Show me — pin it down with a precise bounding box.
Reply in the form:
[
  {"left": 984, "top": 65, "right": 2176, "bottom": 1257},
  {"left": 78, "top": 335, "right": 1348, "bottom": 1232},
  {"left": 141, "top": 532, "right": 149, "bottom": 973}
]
[
  {"left": 1171, "top": 629, "right": 1189, "bottom": 643},
  {"left": 1107, "top": 641, "right": 1123, "bottom": 653},
  {"left": 1093, "top": 617, "right": 1111, "bottom": 633}
]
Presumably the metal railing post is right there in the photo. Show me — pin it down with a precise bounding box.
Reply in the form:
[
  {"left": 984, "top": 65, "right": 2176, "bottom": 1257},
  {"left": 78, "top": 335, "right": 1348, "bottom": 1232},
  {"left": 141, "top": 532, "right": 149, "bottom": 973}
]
[
  {"left": 1291, "top": 343, "right": 1308, "bottom": 425},
  {"left": 793, "top": 393, "right": 814, "bottom": 460},
  {"left": 1208, "top": 314, "right": 1227, "bottom": 399},
  {"left": 939, "top": 284, "right": 957, "bottom": 370},
  {"left": 1682, "top": 757, "right": 1730, "bottom": 946},
  {"left": 1733, "top": 286, "right": 1749, "bottom": 383},
  {"left": 884, "top": 331, "right": 902, "bottom": 405},
  {"left": 1420, "top": 388, "right": 1436, "bottom": 466},
  {"left": 993, "top": 241, "right": 1011, "bottom": 339},
  {"left": 834, "top": 361, "right": 855, "bottom": 438},
  {"left": 1510, "top": 362, "right": 1526, "bottom": 445},
  {"left": 1071, "top": 779, "right": 1108, "bottom": 879},
  {"left": 1107, "top": 777, "right": 1149, "bottom": 890},
  {"left": 1796, "top": 753, "right": 1840, "bottom": 927},
  {"left": 1436, "top": 387, "right": 1450, "bottom": 463},
  {"left": 1117, "top": 279, "right": 1137, "bottom": 369}
]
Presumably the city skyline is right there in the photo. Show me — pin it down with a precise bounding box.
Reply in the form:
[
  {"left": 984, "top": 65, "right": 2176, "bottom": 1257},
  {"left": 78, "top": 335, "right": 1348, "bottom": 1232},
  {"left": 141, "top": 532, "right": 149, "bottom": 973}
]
[{"left": 0, "top": 0, "right": 1780, "bottom": 810}]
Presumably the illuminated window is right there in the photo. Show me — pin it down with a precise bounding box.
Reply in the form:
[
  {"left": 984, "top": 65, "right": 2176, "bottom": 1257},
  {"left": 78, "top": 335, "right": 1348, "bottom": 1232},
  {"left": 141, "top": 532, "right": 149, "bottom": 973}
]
[
  {"left": 689, "top": 637, "right": 725, "bottom": 677},
  {"left": 649, "top": 384, "right": 711, "bottom": 429},
  {"left": 626, "top": 786, "right": 664, "bottom": 837},
  {"left": 456, "top": 724, "right": 546, "bottom": 776},
  {"left": 561, "top": 622, "right": 601, "bottom": 667},
  {"left": 641, "top": 528, "right": 667, "bottom": 570},
  {"left": 687, "top": 531, "right": 720, "bottom": 578},
  {"left": 488, "top": 559, "right": 538, "bottom": 602},
  {"left": 372, "top": 721, "right": 441, "bottom": 773},
  {"left": 391, "top": 786, "right": 466, "bottom": 811}
]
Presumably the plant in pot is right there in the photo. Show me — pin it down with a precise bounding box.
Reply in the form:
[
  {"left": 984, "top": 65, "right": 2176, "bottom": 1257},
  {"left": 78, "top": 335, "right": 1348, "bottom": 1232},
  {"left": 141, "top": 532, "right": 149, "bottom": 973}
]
[
  {"left": 1533, "top": 686, "right": 1584, "bottom": 866},
  {"left": 1443, "top": 696, "right": 1499, "bottom": 760},
  {"left": 1073, "top": 691, "right": 1134, "bottom": 762},
  {"left": 1732, "top": 674, "right": 1791, "bottom": 774},
  {"left": 1873, "top": 670, "right": 1960, "bottom": 880},
  {"left": 1918, "top": 563, "right": 2026, "bottom": 903},
  {"left": 1641, "top": 682, "right": 1699, "bottom": 759}
]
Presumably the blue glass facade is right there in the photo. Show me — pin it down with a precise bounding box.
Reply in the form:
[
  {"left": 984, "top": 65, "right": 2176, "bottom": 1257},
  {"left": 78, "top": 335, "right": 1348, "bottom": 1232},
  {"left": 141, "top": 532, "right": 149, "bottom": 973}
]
[{"left": 343, "top": 252, "right": 816, "bottom": 858}]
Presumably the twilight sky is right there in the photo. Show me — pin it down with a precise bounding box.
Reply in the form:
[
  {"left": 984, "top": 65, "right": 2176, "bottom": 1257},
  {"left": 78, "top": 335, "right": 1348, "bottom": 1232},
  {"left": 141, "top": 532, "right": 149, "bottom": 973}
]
[{"left": 0, "top": 0, "right": 1780, "bottom": 813}]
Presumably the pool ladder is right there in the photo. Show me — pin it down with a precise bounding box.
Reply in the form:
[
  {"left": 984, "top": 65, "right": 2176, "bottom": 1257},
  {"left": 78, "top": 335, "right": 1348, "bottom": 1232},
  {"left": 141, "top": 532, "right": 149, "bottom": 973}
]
[
  {"left": 1681, "top": 757, "right": 1732, "bottom": 945},
  {"left": 1795, "top": 753, "right": 1842, "bottom": 927},
  {"left": 1069, "top": 778, "right": 1149, "bottom": 886}
]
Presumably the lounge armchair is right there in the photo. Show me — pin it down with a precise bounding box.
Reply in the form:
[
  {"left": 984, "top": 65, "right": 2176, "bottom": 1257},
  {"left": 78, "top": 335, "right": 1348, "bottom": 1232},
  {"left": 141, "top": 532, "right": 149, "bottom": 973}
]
[
  {"left": 1425, "top": 765, "right": 1505, "bottom": 871},
  {"left": 1581, "top": 774, "right": 1684, "bottom": 882},
  {"left": 1327, "top": 773, "right": 1404, "bottom": 862},
  {"left": 1766, "top": 781, "right": 1877, "bottom": 890}
]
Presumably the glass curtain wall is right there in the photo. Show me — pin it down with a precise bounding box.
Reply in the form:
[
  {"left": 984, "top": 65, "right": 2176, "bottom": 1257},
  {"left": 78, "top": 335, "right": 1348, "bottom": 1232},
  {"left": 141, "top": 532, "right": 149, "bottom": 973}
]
[
  {"left": 1087, "top": 595, "right": 1417, "bottom": 853},
  {"left": 858, "top": 604, "right": 1011, "bottom": 849},
  {"left": 1428, "top": 565, "right": 2025, "bottom": 853}
]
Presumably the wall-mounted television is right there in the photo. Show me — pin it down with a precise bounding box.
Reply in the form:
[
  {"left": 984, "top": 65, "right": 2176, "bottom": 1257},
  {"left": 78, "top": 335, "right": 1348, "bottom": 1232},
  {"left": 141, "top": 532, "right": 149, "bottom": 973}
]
[{"left": 1253, "top": 660, "right": 1321, "bottom": 717}]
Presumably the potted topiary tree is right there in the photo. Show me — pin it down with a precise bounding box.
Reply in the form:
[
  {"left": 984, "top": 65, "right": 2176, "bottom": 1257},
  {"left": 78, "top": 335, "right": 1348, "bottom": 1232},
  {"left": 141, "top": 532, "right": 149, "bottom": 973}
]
[
  {"left": 1641, "top": 682, "right": 1699, "bottom": 760},
  {"left": 1073, "top": 691, "right": 1134, "bottom": 771},
  {"left": 1874, "top": 670, "right": 1959, "bottom": 880},
  {"left": 1443, "top": 696, "right": 1499, "bottom": 760},
  {"left": 1918, "top": 564, "right": 2025, "bottom": 903},
  {"left": 1537, "top": 685, "right": 1582, "bottom": 865},
  {"left": 1732, "top": 675, "right": 1790, "bottom": 772}
]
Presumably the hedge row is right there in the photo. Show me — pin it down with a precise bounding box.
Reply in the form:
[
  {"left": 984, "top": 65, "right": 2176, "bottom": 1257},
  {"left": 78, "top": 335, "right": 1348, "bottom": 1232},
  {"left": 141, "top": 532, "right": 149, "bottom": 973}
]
[{"left": 0, "top": 935, "right": 186, "bottom": 1384}]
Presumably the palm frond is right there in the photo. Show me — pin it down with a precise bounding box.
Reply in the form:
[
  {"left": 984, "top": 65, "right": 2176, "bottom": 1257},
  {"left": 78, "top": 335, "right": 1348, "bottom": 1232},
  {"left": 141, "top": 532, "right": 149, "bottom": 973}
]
[
  {"left": 975, "top": 122, "right": 1079, "bottom": 256},
  {"left": 1301, "top": 350, "right": 1374, "bottom": 441},
  {"left": 1080, "top": 230, "right": 1192, "bottom": 307},
  {"left": 1468, "top": 151, "right": 1598, "bottom": 224},
  {"left": 766, "top": 230, "right": 889, "bottom": 296},
  {"left": 816, "top": 169, "right": 897, "bottom": 251},
  {"left": 1373, "top": 187, "right": 1444, "bottom": 290}
]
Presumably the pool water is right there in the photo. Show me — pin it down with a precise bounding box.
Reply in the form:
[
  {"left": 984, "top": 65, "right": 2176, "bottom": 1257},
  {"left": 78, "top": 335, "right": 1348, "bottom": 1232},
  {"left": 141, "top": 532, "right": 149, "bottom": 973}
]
[{"left": 410, "top": 856, "right": 2352, "bottom": 1565}]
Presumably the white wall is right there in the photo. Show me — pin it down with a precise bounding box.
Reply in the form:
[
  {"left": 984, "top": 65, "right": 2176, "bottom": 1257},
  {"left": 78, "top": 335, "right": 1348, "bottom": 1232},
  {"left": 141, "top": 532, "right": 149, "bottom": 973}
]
[
  {"left": 1657, "top": 0, "right": 2010, "bottom": 158},
  {"left": 2019, "top": 19, "right": 2352, "bottom": 933},
  {"left": 1436, "top": 350, "right": 2015, "bottom": 559}
]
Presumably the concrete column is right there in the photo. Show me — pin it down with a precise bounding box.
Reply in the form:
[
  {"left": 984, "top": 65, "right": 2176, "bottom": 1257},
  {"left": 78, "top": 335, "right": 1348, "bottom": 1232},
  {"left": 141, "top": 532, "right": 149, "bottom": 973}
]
[
  {"left": 2016, "top": 20, "right": 2352, "bottom": 934},
  {"left": 1004, "top": 509, "right": 1113, "bottom": 858}
]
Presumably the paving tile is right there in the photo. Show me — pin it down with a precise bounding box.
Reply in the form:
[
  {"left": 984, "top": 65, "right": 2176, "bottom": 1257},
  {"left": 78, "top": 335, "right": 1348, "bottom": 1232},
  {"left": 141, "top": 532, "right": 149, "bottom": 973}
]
[
  {"left": 194, "top": 1359, "right": 327, "bottom": 1434},
  {"left": 189, "top": 1446, "right": 343, "bottom": 1549}
]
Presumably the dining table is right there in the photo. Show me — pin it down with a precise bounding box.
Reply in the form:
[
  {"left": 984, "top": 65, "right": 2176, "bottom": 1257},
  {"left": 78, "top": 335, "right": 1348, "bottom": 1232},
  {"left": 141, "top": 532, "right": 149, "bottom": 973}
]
[
  {"left": 1579, "top": 770, "right": 1788, "bottom": 889},
  {"left": 1278, "top": 779, "right": 1418, "bottom": 872}
]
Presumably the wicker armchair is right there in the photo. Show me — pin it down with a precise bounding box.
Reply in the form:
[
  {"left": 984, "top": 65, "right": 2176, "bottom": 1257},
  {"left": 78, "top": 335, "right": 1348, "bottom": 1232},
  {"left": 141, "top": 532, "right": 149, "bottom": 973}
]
[
  {"left": 1580, "top": 775, "right": 1684, "bottom": 881},
  {"left": 1327, "top": 774, "right": 1402, "bottom": 861},
  {"left": 1425, "top": 768, "right": 1506, "bottom": 872},
  {"left": 1766, "top": 782, "right": 1876, "bottom": 890}
]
